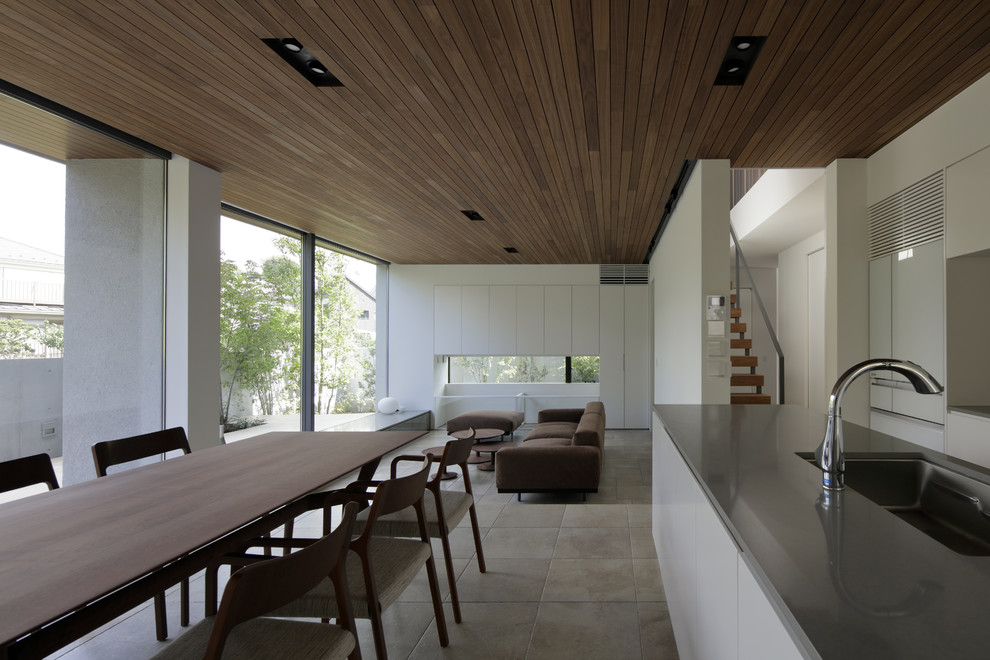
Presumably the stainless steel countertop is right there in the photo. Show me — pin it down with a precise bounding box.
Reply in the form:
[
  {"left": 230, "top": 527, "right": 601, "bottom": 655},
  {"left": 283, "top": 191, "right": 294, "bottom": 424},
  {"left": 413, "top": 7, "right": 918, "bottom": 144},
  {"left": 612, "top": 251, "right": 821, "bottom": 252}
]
[{"left": 654, "top": 404, "right": 990, "bottom": 660}]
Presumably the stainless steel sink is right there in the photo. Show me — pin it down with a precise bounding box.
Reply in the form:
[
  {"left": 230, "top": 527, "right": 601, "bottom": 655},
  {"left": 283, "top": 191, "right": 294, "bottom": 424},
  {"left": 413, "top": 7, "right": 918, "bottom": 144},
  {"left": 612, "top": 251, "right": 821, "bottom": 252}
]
[{"left": 801, "top": 455, "right": 990, "bottom": 556}]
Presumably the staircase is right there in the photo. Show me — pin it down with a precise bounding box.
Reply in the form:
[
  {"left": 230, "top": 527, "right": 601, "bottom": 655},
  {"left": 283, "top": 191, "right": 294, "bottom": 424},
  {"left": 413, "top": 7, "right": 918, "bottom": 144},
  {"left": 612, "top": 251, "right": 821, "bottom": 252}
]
[{"left": 729, "top": 290, "right": 771, "bottom": 404}]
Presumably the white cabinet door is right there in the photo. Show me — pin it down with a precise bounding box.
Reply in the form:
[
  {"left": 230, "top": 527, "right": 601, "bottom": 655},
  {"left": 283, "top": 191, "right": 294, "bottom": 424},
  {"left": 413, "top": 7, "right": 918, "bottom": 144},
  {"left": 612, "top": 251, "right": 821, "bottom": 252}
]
[
  {"left": 892, "top": 239, "right": 944, "bottom": 423},
  {"left": 434, "top": 285, "right": 461, "bottom": 354},
  {"left": 738, "top": 557, "right": 804, "bottom": 660},
  {"left": 947, "top": 145, "right": 990, "bottom": 258},
  {"left": 599, "top": 287, "right": 624, "bottom": 426},
  {"left": 461, "top": 286, "right": 489, "bottom": 355},
  {"left": 624, "top": 286, "right": 650, "bottom": 428},
  {"left": 516, "top": 286, "right": 545, "bottom": 355},
  {"left": 544, "top": 285, "right": 572, "bottom": 355},
  {"left": 869, "top": 255, "right": 894, "bottom": 412},
  {"left": 571, "top": 285, "right": 600, "bottom": 355},
  {"left": 947, "top": 411, "right": 990, "bottom": 469},
  {"left": 489, "top": 285, "right": 517, "bottom": 354}
]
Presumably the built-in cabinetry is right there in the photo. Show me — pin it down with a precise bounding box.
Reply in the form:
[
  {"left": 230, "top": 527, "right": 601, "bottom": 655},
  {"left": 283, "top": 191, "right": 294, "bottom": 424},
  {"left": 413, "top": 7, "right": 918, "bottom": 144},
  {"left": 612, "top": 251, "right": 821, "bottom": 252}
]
[
  {"left": 868, "top": 239, "right": 945, "bottom": 426},
  {"left": 946, "top": 409, "right": 990, "bottom": 469},
  {"left": 600, "top": 285, "right": 649, "bottom": 428},
  {"left": 653, "top": 415, "right": 806, "bottom": 659}
]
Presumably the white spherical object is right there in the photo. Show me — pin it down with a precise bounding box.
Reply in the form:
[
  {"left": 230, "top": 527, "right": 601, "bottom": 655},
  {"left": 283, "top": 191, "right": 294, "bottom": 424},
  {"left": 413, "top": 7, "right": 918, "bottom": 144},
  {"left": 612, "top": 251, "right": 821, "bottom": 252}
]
[{"left": 377, "top": 397, "right": 399, "bottom": 414}]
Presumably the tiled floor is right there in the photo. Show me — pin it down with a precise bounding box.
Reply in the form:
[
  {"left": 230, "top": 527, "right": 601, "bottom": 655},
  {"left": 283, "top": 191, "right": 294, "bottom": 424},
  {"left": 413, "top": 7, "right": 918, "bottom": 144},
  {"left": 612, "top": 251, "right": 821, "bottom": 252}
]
[{"left": 45, "top": 428, "right": 679, "bottom": 659}]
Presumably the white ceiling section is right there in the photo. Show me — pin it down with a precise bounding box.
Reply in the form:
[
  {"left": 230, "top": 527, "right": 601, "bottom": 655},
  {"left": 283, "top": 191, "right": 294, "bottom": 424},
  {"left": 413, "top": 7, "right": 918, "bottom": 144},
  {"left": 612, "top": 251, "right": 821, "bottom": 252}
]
[{"left": 731, "top": 169, "right": 826, "bottom": 267}]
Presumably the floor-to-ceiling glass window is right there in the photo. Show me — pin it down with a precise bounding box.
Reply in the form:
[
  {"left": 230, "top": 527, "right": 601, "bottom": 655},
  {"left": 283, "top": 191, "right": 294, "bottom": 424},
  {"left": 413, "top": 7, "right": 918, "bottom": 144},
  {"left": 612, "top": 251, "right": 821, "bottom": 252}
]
[
  {"left": 313, "top": 242, "right": 377, "bottom": 429},
  {"left": 219, "top": 214, "right": 302, "bottom": 438},
  {"left": 0, "top": 89, "right": 167, "bottom": 486}
]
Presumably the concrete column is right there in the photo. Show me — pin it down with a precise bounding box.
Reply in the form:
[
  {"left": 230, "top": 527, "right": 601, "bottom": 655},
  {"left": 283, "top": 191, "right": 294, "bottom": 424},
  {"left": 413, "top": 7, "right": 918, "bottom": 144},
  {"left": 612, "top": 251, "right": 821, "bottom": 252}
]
[
  {"left": 165, "top": 157, "right": 221, "bottom": 451},
  {"left": 825, "top": 159, "right": 870, "bottom": 426},
  {"left": 62, "top": 159, "right": 165, "bottom": 484}
]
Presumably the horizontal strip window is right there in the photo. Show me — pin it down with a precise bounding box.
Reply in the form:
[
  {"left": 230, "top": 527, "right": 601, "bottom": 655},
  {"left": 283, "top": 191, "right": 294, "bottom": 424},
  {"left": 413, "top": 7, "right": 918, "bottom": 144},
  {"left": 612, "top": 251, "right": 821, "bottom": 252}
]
[{"left": 449, "top": 356, "right": 599, "bottom": 384}]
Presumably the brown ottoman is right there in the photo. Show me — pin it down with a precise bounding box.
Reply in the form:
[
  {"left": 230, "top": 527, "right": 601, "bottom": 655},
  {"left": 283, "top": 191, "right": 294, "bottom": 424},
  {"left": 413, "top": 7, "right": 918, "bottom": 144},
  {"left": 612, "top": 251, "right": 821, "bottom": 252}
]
[{"left": 446, "top": 409, "right": 524, "bottom": 436}]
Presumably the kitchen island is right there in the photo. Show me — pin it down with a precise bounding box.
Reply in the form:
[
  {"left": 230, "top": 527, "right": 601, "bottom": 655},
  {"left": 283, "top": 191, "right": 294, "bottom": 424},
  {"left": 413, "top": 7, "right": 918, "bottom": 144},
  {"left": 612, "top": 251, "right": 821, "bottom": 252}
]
[{"left": 653, "top": 404, "right": 990, "bottom": 660}]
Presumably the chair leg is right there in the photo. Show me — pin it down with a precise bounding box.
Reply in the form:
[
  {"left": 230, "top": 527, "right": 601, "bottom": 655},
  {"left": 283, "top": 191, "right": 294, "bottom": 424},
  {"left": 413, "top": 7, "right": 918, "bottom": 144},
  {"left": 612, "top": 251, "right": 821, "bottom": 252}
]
[
  {"left": 424, "top": 552, "right": 449, "bottom": 647},
  {"left": 180, "top": 578, "right": 189, "bottom": 626},
  {"left": 438, "top": 525, "right": 462, "bottom": 623},
  {"left": 283, "top": 519, "right": 295, "bottom": 556},
  {"left": 467, "top": 501, "right": 487, "bottom": 574},
  {"left": 153, "top": 592, "right": 167, "bottom": 641}
]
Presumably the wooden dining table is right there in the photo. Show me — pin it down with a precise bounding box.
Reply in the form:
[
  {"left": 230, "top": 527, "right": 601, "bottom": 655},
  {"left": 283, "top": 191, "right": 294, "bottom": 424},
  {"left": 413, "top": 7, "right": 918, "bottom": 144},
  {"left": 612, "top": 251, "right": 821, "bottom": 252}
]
[{"left": 0, "top": 429, "right": 425, "bottom": 660}]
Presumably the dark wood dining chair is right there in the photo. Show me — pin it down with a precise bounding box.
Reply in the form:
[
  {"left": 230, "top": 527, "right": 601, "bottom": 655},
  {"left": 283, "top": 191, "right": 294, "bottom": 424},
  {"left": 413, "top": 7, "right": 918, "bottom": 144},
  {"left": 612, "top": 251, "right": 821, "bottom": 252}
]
[
  {"left": 360, "top": 431, "right": 486, "bottom": 623},
  {"left": 0, "top": 452, "right": 60, "bottom": 494},
  {"left": 269, "top": 454, "right": 449, "bottom": 660},
  {"left": 91, "top": 427, "right": 191, "bottom": 641},
  {"left": 151, "top": 501, "right": 360, "bottom": 660}
]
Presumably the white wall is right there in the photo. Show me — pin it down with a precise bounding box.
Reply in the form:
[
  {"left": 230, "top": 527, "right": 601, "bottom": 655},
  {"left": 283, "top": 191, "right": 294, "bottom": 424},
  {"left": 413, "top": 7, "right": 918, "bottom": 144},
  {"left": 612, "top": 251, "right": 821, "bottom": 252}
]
[
  {"left": 651, "top": 160, "right": 730, "bottom": 404},
  {"left": 165, "top": 157, "right": 222, "bottom": 452},
  {"left": 778, "top": 231, "right": 826, "bottom": 411},
  {"left": 0, "top": 359, "right": 62, "bottom": 461},
  {"left": 868, "top": 71, "right": 990, "bottom": 205},
  {"left": 387, "top": 265, "right": 598, "bottom": 422}
]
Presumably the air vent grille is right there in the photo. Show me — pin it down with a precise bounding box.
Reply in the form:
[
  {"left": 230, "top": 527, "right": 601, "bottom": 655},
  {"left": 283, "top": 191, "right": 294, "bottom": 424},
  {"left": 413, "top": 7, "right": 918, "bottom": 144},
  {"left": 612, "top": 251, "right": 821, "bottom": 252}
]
[
  {"left": 599, "top": 264, "right": 648, "bottom": 285},
  {"left": 868, "top": 171, "right": 944, "bottom": 260}
]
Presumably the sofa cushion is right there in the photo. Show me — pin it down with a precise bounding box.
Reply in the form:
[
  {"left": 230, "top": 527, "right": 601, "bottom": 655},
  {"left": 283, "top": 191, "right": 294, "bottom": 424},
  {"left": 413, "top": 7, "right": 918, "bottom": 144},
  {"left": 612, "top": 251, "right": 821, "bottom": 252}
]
[
  {"left": 522, "top": 436, "right": 572, "bottom": 449},
  {"left": 524, "top": 421, "right": 578, "bottom": 440},
  {"left": 446, "top": 409, "right": 524, "bottom": 435},
  {"left": 572, "top": 412, "right": 604, "bottom": 449}
]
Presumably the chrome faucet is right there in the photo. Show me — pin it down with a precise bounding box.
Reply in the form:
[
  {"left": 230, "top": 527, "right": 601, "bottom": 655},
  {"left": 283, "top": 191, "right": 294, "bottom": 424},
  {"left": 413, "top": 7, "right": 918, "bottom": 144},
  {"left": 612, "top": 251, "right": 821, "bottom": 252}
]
[{"left": 815, "top": 359, "right": 943, "bottom": 490}]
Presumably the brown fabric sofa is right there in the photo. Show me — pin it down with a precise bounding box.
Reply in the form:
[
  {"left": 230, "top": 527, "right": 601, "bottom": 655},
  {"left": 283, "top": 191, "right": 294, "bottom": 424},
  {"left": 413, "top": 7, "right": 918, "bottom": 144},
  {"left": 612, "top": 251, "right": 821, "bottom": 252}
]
[{"left": 495, "top": 402, "right": 605, "bottom": 499}]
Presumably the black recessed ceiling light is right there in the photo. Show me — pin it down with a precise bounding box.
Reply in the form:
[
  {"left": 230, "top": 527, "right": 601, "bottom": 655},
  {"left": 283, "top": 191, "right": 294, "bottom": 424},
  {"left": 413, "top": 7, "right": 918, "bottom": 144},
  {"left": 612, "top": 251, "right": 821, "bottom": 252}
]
[
  {"left": 262, "top": 38, "right": 343, "bottom": 87},
  {"left": 461, "top": 210, "right": 485, "bottom": 221},
  {"left": 715, "top": 36, "right": 765, "bottom": 86},
  {"left": 504, "top": 247, "right": 519, "bottom": 254}
]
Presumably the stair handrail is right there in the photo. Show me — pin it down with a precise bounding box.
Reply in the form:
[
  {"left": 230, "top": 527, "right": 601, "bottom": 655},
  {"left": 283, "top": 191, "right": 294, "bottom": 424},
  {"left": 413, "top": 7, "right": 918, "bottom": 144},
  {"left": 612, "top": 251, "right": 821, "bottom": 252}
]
[{"left": 729, "top": 224, "right": 785, "bottom": 404}]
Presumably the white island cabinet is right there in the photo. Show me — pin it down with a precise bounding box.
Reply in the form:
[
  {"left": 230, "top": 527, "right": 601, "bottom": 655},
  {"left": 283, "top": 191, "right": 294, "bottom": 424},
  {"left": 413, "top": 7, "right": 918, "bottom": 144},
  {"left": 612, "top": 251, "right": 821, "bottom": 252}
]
[{"left": 653, "top": 413, "right": 809, "bottom": 660}]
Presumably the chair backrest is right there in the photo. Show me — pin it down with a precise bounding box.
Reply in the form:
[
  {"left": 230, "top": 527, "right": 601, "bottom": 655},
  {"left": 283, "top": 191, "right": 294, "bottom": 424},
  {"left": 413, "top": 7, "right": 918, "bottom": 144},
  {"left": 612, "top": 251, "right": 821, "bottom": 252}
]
[
  {"left": 0, "top": 453, "right": 59, "bottom": 493},
  {"left": 204, "top": 501, "right": 359, "bottom": 660},
  {"left": 91, "top": 427, "right": 191, "bottom": 477},
  {"left": 365, "top": 455, "right": 433, "bottom": 529}
]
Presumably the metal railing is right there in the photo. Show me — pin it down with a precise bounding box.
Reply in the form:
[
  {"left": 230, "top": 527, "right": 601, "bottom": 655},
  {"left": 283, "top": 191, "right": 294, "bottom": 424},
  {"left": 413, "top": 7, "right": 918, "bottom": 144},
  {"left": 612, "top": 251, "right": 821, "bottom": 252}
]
[{"left": 729, "top": 224, "right": 784, "bottom": 404}]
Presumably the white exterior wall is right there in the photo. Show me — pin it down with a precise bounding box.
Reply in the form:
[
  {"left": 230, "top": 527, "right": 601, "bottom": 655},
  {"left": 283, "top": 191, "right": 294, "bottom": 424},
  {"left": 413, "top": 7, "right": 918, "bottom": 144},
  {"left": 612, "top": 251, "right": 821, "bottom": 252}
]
[
  {"left": 62, "top": 159, "right": 165, "bottom": 484},
  {"left": 0, "top": 359, "right": 62, "bottom": 461}
]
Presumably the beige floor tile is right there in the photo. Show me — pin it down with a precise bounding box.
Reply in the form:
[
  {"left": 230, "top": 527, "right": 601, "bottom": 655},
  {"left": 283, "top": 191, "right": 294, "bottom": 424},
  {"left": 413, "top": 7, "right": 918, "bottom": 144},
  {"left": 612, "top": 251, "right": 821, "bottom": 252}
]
[
  {"left": 561, "top": 502, "right": 630, "bottom": 527},
  {"left": 631, "top": 527, "right": 659, "bottom": 558},
  {"left": 633, "top": 558, "right": 667, "bottom": 602},
  {"left": 638, "top": 602, "right": 680, "bottom": 658},
  {"left": 453, "top": 558, "right": 551, "bottom": 603},
  {"left": 408, "top": 601, "right": 538, "bottom": 660},
  {"left": 628, "top": 503, "right": 653, "bottom": 528},
  {"left": 483, "top": 526, "right": 559, "bottom": 559},
  {"left": 542, "top": 558, "right": 637, "bottom": 602},
  {"left": 528, "top": 602, "right": 643, "bottom": 660},
  {"left": 494, "top": 502, "right": 566, "bottom": 527},
  {"left": 554, "top": 526, "right": 632, "bottom": 558}
]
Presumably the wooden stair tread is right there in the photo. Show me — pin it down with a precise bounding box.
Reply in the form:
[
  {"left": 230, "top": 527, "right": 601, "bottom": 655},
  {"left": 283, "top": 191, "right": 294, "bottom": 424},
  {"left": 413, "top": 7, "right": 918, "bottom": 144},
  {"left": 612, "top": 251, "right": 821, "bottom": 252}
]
[
  {"left": 730, "top": 308, "right": 742, "bottom": 318},
  {"left": 731, "top": 374, "right": 764, "bottom": 387},
  {"left": 731, "top": 355, "right": 758, "bottom": 367},
  {"left": 731, "top": 338, "right": 752, "bottom": 349},
  {"left": 730, "top": 322, "right": 747, "bottom": 334},
  {"left": 731, "top": 393, "right": 772, "bottom": 404}
]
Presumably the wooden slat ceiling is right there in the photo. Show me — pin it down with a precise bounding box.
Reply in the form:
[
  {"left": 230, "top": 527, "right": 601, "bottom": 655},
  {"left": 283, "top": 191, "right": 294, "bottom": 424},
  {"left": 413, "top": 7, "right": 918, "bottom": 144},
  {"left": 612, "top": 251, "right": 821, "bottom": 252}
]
[{"left": 0, "top": 1, "right": 987, "bottom": 265}]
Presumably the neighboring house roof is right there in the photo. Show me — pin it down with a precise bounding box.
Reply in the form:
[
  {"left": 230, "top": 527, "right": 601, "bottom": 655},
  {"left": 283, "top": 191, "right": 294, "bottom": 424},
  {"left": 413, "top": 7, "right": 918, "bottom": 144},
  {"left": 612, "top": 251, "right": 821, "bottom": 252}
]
[
  {"left": 0, "top": 302, "right": 63, "bottom": 316},
  {"left": 0, "top": 237, "right": 64, "bottom": 268},
  {"left": 346, "top": 276, "right": 375, "bottom": 302}
]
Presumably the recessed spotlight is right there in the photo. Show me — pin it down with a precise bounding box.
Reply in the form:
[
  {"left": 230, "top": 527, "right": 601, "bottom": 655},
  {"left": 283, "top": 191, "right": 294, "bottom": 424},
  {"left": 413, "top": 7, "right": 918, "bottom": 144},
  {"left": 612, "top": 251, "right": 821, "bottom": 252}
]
[
  {"left": 714, "top": 36, "right": 765, "bottom": 86},
  {"left": 461, "top": 210, "right": 485, "bottom": 221},
  {"left": 504, "top": 247, "right": 518, "bottom": 254},
  {"left": 262, "top": 38, "right": 343, "bottom": 87}
]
